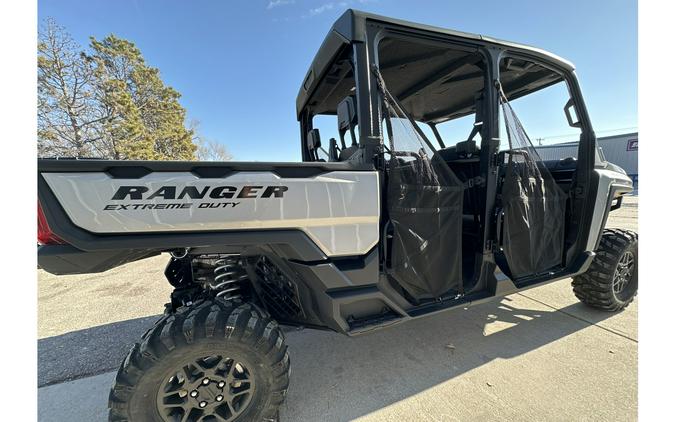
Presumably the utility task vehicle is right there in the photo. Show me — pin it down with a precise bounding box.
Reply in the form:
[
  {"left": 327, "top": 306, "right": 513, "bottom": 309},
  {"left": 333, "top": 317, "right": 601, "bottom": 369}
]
[{"left": 38, "top": 10, "right": 637, "bottom": 422}]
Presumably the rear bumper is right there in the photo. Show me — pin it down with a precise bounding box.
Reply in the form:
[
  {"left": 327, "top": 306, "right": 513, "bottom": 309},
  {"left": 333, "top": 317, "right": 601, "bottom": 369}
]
[{"left": 38, "top": 245, "right": 159, "bottom": 275}]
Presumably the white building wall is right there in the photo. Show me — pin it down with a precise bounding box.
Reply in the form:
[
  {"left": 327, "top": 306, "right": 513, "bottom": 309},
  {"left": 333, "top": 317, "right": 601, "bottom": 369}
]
[
  {"left": 535, "top": 132, "right": 638, "bottom": 176},
  {"left": 597, "top": 133, "right": 638, "bottom": 175},
  {"left": 535, "top": 144, "right": 578, "bottom": 161}
]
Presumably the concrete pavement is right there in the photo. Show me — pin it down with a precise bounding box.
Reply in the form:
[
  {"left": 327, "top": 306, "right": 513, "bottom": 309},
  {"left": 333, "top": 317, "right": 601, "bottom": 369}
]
[{"left": 37, "top": 196, "right": 638, "bottom": 421}]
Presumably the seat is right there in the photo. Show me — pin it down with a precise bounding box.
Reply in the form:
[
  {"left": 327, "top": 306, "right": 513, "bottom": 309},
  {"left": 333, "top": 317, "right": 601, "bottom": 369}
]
[
  {"left": 436, "top": 139, "right": 479, "bottom": 162},
  {"left": 339, "top": 144, "right": 359, "bottom": 161},
  {"left": 437, "top": 93, "right": 483, "bottom": 163},
  {"left": 307, "top": 129, "right": 326, "bottom": 162},
  {"left": 328, "top": 138, "right": 340, "bottom": 162},
  {"left": 337, "top": 96, "right": 359, "bottom": 161},
  {"left": 434, "top": 139, "right": 481, "bottom": 233}
]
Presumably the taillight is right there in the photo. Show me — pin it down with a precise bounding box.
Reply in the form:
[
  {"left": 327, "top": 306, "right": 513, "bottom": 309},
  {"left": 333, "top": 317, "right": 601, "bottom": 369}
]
[{"left": 38, "top": 201, "right": 66, "bottom": 245}]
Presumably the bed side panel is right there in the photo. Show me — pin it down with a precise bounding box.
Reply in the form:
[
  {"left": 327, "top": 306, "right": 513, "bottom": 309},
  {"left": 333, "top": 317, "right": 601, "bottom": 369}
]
[{"left": 42, "top": 171, "right": 380, "bottom": 257}]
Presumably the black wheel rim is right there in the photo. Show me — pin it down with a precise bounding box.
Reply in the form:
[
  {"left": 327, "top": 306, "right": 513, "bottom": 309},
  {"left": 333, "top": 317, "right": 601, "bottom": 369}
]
[
  {"left": 156, "top": 355, "right": 255, "bottom": 422},
  {"left": 612, "top": 250, "right": 635, "bottom": 294}
]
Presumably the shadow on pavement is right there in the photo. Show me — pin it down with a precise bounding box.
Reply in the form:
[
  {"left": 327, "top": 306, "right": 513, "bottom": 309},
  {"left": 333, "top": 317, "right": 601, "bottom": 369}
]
[
  {"left": 280, "top": 295, "right": 617, "bottom": 421},
  {"left": 38, "top": 315, "right": 161, "bottom": 387},
  {"left": 38, "top": 294, "right": 617, "bottom": 420}
]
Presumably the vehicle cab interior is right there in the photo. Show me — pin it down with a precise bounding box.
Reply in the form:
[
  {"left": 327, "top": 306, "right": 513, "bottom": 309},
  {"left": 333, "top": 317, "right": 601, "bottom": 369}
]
[
  {"left": 297, "top": 13, "right": 592, "bottom": 305},
  {"left": 300, "top": 47, "right": 364, "bottom": 164}
]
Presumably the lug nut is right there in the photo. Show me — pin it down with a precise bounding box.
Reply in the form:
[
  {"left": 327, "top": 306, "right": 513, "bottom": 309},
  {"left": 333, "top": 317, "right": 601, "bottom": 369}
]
[
  {"left": 216, "top": 395, "right": 224, "bottom": 402},
  {"left": 202, "top": 378, "right": 210, "bottom": 385},
  {"left": 199, "top": 401, "right": 207, "bottom": 408},
  {"left": 190, "top": 390, "right": 198, "bottom": 398},
  {"left": 218, "top": 381, "right": 225, "bottom": 388}
]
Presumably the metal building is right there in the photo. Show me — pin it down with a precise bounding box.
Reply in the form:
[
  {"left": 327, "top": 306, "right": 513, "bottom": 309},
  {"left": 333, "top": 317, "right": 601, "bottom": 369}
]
[
  {"left": 536, "top": 142, "right": 579, "bottom": 161},
  {"left": 535, "top": 132, "right": 638, "bottom": 187}
]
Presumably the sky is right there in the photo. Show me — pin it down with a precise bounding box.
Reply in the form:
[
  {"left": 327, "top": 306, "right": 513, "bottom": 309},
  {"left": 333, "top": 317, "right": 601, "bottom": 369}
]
[{"left": 38, "top": 0, "right": 637, "bottom": 161}]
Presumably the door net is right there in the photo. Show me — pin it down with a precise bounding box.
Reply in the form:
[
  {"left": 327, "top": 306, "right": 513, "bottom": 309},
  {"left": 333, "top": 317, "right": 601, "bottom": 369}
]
[
  {"left": 498, "top": 87, "right": 568, "bottom": 278},
  {"left": 374, "top": 66, "right": 465, "bottom": 301}
]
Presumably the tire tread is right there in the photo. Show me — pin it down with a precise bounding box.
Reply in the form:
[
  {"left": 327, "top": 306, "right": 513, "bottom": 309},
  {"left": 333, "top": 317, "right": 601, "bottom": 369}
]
[
  {"left": 572, "top": 229, "right": 638, "bottom": 311},
  {"left": 108, "top": 298, "right": 290, "bottom": 422}
]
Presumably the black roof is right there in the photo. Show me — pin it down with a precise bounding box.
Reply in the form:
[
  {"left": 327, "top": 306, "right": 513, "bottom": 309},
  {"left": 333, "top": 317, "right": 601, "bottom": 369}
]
[{"left": 297, "top": 9, "right": 575, "bottom": 118}]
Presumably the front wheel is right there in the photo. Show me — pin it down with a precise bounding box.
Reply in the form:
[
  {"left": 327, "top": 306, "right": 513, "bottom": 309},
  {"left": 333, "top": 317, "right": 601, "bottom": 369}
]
[
  {"left": 572, "top": 229, "right": 638, "bottom": 311},
  {"left": 108, "top": 299, "right": 290, "bottom": 421}
]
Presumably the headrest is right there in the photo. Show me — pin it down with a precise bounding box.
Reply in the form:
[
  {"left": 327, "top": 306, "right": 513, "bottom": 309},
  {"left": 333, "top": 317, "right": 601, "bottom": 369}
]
[
  {"left": 307, "top": 128, "right": 321, "bottom": 150},
  {"left": 456, "top": 139, "right": 478, "bottom": 156},
  {"left": 337, "top": 96, "right": 358, "bottom": 132}
]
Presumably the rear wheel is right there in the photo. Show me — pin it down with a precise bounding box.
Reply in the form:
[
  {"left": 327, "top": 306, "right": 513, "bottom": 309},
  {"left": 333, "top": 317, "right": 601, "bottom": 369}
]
[
  {"left": 109, "top": 299, "right": 290, "bottom": 421},
  {"left": 572, "top": 229, "right": 638, "bottom": 311}
]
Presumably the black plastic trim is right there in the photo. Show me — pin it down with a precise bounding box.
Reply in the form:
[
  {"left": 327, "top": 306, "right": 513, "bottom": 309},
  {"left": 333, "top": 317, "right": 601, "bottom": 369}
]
[
  {"left": 38, "top": 245, "right": 160, "bottom": 275},
  {"left": 38, "top": 158, "right": 374, "bottom": 179}
]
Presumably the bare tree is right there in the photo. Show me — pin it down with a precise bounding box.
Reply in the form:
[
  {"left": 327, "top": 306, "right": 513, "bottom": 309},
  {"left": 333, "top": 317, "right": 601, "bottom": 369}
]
[
  {"left": 38, "top": 18, "right": 105, "bottom": 158},
  {"left": 195, "top": 138, "right": 233, "bottom": 161},
  {"left": 190, "top": 120, "right": 233, "bottom": 161}
]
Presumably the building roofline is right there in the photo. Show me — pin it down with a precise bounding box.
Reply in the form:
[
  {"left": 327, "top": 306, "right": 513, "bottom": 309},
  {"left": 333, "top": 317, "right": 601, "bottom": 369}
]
[
  {"left": 535, "top": 142, "right": 579, "bottom": 149},
  {"left": 534, "top": 132, "right": 639, "bottom": 149},
  {"left": 597, "top": 131, "right": 638, "bottom": 141}
]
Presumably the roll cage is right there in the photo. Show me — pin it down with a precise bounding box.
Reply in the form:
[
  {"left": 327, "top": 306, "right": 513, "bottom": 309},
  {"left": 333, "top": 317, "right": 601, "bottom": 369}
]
[
  {"left": 297, "top": 9, "right": 599, "bottom": 295},
  {"left": 297, "top": 9, "right": 595, "bottom": 168}
]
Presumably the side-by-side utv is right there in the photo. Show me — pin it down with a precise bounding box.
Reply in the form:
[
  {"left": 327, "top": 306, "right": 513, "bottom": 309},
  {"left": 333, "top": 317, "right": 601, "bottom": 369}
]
[{"left": 37, "top": 10, "right": 636, "bottom": 422}]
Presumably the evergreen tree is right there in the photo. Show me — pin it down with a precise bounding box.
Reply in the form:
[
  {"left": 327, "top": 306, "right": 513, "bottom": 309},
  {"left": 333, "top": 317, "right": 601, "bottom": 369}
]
[{"left": 38, "top": 20, "right": 197, "bottom": 160}]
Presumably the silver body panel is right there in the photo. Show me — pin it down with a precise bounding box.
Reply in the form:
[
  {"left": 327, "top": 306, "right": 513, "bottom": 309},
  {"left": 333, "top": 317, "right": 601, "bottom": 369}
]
[
  {"left": 585, "top": 168, "right": 633, "bottom": 251},
  {"left": 43, "top": 171, "right": 380, "bottom": 257}
]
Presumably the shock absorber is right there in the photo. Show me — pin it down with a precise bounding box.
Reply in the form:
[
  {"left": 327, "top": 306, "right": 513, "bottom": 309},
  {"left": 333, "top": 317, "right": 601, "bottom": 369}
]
[{"left": 211, "top": 255, "right": 248, "bottom": 300}]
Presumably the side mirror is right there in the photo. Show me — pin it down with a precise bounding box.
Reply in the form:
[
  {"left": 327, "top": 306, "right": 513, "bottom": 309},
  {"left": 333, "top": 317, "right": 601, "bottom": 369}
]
[{"left": 564, "top": 98, "right": 582, "bottom": 128}]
